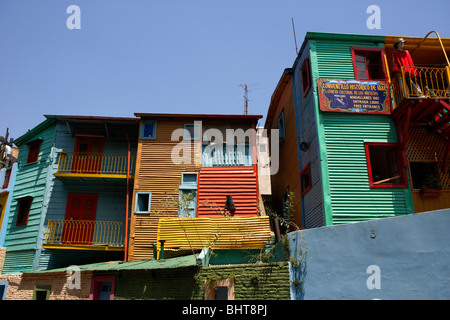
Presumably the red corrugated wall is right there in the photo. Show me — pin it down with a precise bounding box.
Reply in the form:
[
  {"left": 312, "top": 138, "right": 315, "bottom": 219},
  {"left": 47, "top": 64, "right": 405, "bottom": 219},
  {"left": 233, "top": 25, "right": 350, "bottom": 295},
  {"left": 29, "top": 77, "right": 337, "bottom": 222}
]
[{"left": 197, "top": 166, "right": 259, "bottom": 217}]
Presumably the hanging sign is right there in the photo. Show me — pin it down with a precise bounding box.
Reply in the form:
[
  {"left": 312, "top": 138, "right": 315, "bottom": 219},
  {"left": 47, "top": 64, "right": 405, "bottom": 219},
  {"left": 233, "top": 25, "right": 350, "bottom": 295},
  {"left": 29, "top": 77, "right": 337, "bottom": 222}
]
[{"left": 318, "top": 79, "right": 391, "bottom": 114}]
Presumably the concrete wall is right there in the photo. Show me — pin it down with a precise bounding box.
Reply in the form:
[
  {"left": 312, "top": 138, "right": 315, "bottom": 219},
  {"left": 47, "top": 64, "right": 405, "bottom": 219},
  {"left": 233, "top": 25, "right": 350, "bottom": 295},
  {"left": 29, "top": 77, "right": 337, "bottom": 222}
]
[{"left": 287, "top": 209, "right": 450, "bottom": 299}]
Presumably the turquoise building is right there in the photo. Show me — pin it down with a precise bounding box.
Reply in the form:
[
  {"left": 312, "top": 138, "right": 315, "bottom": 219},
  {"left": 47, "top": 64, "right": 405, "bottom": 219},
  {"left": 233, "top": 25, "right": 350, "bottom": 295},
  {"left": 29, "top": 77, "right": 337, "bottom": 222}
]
[{"left": 1, "top": 115, "right": 138, "bottom": 274}]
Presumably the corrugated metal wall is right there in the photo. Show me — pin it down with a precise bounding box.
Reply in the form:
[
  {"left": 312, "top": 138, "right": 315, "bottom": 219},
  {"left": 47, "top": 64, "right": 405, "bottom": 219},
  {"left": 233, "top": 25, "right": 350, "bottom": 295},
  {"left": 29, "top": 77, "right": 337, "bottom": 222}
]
[
  {"left": 157, "top": 216, "right": 271, "bottom": 251},
  {"left": 129, "top": 119, "right": 200, "bottom": 261},
  {"left": 312, "top": 39, "right": 381, "bottom": 80},
  {"left": 197, "top": 167, "right": 258, "bottom": 217},
  {"left": 323, "top": 112, "right": 413, "bottom": 224}
]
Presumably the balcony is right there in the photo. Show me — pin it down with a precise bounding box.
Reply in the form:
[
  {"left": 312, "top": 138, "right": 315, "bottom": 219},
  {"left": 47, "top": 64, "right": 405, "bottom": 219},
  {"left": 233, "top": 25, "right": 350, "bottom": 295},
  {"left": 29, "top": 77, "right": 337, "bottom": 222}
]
[
  {"left": 43, "top": 219, "right": 125, "bottom": 251},
  {"left": 391, "top": 66, "right": 450, "bottom": 108},
  {"left": 55, "top": 152, "right": 135, "bottom": 180},
  {"left": 201, "top": 144, "right": 253, "bottom": 167}
]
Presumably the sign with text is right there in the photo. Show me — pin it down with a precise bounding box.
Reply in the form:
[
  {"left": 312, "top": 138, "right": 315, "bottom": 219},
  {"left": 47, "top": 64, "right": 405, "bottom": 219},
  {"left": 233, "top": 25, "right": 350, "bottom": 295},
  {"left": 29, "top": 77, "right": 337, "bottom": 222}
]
[{"left": 318, "top": 79, "right": 391, "bottom": 114}]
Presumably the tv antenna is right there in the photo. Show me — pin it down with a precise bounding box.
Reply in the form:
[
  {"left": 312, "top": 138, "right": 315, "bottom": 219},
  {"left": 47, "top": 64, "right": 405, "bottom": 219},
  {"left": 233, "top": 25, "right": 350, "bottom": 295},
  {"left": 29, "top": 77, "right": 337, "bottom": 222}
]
[
  {"left": 239, "top": 84, "right": 249, "bottom": 115},
  {"left": 292, "top": 17, "right": 298, "bottom": 55}
]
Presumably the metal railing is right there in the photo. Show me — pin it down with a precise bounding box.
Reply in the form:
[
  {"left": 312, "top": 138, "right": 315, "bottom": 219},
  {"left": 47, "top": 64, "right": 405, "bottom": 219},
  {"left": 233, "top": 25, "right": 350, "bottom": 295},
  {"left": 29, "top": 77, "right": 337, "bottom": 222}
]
[
  {"left": 56, "top": 152, "right": 135, "bottom": 176},
  {"left": 392, "top": 66, "right": 450, "bottom": 109},
  {"left": 44, "top": 219, "right": 125, "bottom": 247},
  {"left": 202, "top": 145, "right": 253, "bottom": 167}
]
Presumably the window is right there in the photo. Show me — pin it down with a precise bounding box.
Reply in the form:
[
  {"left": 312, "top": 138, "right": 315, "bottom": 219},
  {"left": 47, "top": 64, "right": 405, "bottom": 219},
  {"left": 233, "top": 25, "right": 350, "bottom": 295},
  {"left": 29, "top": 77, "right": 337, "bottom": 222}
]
[
  {"left": 300, "top": 163, "right": 312, "bottom": 196},
  {"left": 409, "top": 162, "right": 442, "bottom": 190},
  {"left": 140, "top": 120, "right": 157, "bottom": 140},
  {"left": 32, "top": 285, "right": 51, "bottom": 300},
  {"left": 205, "top": 278, "right": 234, "bottom": 300},
  {"left": 179, "top": 173, "right": 198, "bottom": 218},
  {"left": 364, "top": 142, "right": 407, "bottom": 188},
  {"left": 351, "top": 47, "right": 387, "bottom": 81},
  {"left": 16, "top": 196, "right": 32, "bottom": 226},
  {"left": 90, "top": 276, "right": 115, "bottom": 300},
  {"left": 278, "top": 111, "right": 285, "bottom": 141},
  {"left": 184, "top": 124, "right": 200, "bottom": 141},
  {"left": 301, "top": 59, "right": 311, "bottom": 97},
  {"left": 26, "top": 140, "right": 42, "bottom": 164},
  {"left": 134, "top": 192, "right": 151, "bottom": 214},
  {"left": 0, "top": 281, "right": 8, "bottom": 300}
]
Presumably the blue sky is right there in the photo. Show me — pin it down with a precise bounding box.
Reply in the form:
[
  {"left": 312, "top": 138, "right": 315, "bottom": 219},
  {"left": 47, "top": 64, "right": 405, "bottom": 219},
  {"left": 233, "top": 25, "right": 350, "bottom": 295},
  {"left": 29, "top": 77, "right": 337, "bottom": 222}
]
[{"left": 1, "top": 0, "right": 449, "bottom": 141}]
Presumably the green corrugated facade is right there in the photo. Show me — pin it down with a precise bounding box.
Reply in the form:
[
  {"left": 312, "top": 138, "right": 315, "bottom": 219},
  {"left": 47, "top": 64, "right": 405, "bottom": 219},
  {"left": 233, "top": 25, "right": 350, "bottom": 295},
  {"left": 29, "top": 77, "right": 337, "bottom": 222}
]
[
  {"left": 302, "top": 32, "right": 414, "bottom": 226},
  {"left": 2, "top": 119, "right": 56, "bottom": 274}
]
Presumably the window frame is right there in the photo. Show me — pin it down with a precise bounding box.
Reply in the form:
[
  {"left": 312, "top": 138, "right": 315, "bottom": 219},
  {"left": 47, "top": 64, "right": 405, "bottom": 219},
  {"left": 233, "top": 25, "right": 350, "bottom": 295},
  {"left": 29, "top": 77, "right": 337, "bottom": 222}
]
[
  {"left": 16, "top": 196, "right": 32, "bottom": 226},
  {"left": 350, "top": 47, "right": 388, "bottom": 81},
  {"left": 140, "top": 120, "right": 157, "bottom": 140},
  {"left": 364, "top": 142, "right": 408, "bottom": 188},
  {"left": 300, "top": 163, "right": 312, "bottom": 196},
  {"left": 301, "top": 59, "right": 311, "bottom": 97},
  {"left": 204, "top": 278, "right": 234, "bottom": 300},
  {"left": 32, "top": 285, "right": 51, "bottom": 300},
  {"left": 184, "top": 124, "right": 200, "bottom": 141},
  {"left": 26, "top": 139, "right": 42, "bottom": 164},
  {"left": 134, "top": 192, "right": 152, "bottom": 214},
  {"left": 89, "top": 276, "right": 115, "bottom": 300}
]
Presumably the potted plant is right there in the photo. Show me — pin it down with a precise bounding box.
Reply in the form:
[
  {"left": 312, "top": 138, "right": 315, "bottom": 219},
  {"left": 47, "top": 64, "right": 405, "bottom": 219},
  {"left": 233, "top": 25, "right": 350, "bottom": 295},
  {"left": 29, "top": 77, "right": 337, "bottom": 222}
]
[{"left": 420, "top": 174, "right": 443, "bottom": 199}]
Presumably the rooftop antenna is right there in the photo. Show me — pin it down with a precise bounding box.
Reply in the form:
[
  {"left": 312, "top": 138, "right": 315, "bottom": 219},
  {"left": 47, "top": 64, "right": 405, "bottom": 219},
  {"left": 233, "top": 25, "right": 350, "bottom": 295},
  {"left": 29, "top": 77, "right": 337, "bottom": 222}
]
[
  {"left": 239, "top": 84, "right": 249, "bottom": 115},
  {"left": 292, "top": 17, "right": 298, "bottom": 56}
]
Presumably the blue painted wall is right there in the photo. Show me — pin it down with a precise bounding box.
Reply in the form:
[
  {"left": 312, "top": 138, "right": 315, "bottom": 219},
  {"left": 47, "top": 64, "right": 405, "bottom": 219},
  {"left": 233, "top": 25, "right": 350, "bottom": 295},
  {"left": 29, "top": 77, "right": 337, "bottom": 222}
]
[{"left": 287, "top": 209, "right": 450, "bottom": 299}]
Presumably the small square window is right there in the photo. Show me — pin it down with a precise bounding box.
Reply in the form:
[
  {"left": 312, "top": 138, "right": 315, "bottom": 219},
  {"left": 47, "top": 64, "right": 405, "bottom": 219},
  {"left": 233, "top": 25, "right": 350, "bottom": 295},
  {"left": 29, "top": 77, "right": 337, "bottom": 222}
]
[
  {"left": 16, "top": 196, "right": 32, "bottom": 226},
  {"left": 181, "top": 173, "right": 198, "bottom": 186},
  {"left": 351, "top": 47, "right": 387, "bottom": 81},
  {"left": 301, "top": 59, "right": 311, "bottom": 97},
  {"left": 27, "top": 140, "right": 42, "bottom": 164},
  {"left": 184, "top": 124, "right": 200, "bottom": 141},
  {"left": 300, "top": 163, "right": 312, "bottom": 196},
  {"left": 140, "top": 120, "right": 157, "bottom": 140},
  {"left": 134, "top": 192, "right": 151, "bottom": 214},
  {"left": 33, "top": 285, "right": 51, "bottom": 300},
  {"left": 365, "top": 142, "right": 407, "bottom": 188}
]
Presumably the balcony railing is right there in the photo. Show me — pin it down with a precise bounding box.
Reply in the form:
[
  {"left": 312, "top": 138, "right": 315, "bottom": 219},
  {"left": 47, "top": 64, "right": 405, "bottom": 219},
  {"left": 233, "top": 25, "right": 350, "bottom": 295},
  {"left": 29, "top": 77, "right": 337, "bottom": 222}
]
[
  {"left": 392, "top": 66, "right": 450, "bottom": 109},
  {"left": 43, "top": 219, "right": 125, "bottom": 249},
  {"left": 56, "top": 152, "right": 135, "bottom": 176},
  {"left": 202, "top": 144, "right": 253, "bottom": 167}
]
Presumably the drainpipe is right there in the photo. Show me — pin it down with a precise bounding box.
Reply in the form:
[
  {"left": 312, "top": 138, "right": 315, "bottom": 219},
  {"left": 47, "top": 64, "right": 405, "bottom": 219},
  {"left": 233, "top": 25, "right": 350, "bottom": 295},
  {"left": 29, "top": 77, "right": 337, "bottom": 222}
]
[
  {"left": 124, "top": 134, "right": 131, "bottom": 261},
  {"left": 152, "top": 243, "right": 157, "bottom": 259}
]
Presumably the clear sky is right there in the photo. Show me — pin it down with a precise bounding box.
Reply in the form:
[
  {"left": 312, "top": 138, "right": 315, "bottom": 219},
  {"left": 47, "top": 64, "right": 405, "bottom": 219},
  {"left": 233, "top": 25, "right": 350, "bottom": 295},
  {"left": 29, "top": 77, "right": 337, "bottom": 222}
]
[{"left": 1, "top": 0, "right": 449, "bottom": 141}]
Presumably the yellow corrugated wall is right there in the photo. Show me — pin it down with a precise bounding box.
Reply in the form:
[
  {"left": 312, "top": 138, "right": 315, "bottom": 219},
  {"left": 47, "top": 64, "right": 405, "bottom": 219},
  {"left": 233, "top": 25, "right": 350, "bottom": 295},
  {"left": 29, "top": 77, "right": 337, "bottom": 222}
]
[{"left": 156, "top": 216, "right": 272, "bottom": 251}]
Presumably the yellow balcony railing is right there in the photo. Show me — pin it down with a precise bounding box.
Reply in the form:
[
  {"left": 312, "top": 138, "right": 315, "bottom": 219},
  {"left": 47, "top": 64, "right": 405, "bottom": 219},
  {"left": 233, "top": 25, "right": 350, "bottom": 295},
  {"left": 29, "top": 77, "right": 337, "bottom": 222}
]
[
  {"left": 392, "top": 66, "right": 450, "bottom": 109},
  {"left": 56, "top": 152, "right": 135, "bottom": 177},
  {"left": 43, "top": 219, "right": 125, "bottom": 250}
]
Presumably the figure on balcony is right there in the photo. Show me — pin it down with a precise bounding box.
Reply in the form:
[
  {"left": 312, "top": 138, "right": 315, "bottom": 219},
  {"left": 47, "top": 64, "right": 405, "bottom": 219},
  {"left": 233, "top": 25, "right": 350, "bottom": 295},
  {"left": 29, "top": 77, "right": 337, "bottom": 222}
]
[{"left": 392, "top": 38, "right": 423, "bottom": 96}]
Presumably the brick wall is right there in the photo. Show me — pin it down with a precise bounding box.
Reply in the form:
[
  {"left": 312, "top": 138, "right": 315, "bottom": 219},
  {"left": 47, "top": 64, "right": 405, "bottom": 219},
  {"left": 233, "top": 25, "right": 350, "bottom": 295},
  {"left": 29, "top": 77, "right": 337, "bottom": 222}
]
[
  {"left": 193, "top": 262, "right": 291, "bottom": 300},
  {"left": 0, "top": 271, "right": 93, "bottom": 300}
]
